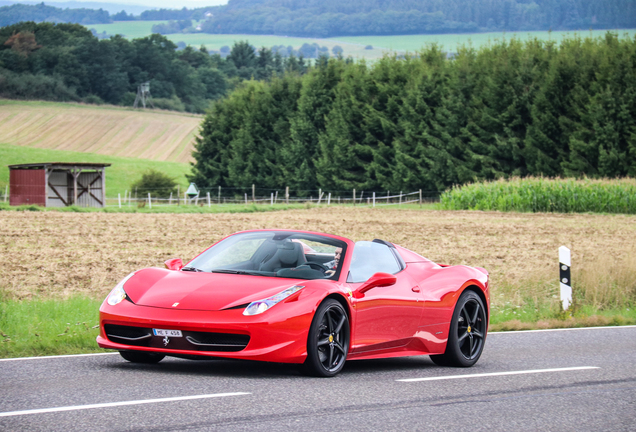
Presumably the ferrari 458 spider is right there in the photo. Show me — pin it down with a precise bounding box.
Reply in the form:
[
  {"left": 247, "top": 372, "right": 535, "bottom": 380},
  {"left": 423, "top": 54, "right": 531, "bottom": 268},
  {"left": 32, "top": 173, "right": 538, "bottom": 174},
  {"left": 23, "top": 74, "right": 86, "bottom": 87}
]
[{"left": 97, "top": 230, "right": 489, "bottom": 377}]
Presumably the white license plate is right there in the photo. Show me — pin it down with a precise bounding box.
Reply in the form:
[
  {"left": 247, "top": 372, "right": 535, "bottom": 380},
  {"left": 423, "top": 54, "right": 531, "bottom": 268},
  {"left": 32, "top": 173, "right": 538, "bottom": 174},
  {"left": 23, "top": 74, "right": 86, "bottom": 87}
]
[{"left": 153, "top": 329, "right": 183, "bottom": 337}]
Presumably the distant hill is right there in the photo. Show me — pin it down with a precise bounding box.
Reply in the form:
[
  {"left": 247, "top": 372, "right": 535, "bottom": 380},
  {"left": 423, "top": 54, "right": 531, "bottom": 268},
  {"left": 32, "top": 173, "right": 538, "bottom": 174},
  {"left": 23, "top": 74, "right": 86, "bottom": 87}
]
[
  {"left": 2, "top": 0, "right": 635, "bottom": 37},
  {"left": 198, "top": 0, "right": 636, "bottom": 37},
  {"left": 0, "top": 1, "right": 151, "bottom": 15},
  {"left": 0, "top": 3, "right": 111, "bottom": 26}
]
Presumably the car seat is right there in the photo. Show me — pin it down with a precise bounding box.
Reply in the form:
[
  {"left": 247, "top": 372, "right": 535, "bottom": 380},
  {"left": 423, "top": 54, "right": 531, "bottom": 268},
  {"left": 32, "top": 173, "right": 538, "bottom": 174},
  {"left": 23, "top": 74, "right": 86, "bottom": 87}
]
[{"left": 259, "top": 241, "right": 306, "bottom": 272}]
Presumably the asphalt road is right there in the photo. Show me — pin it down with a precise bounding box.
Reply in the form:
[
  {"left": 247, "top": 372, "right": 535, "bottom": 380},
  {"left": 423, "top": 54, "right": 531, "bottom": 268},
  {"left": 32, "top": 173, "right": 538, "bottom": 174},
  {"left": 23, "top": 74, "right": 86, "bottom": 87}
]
[{"left": 1, "top": 326, "right": 635, "bottom": 432}]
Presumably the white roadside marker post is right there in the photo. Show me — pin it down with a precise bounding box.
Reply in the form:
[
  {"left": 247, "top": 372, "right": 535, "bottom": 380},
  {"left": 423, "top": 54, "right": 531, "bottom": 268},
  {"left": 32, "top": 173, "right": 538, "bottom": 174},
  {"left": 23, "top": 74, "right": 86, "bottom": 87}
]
[{"left": 559, "top": 246, "right": 572, "bottom": 311}]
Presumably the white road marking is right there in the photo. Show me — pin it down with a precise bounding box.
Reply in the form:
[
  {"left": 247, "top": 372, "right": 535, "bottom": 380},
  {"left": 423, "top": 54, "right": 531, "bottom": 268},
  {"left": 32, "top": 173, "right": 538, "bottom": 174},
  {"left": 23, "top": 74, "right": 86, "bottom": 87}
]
[
  {"left": 0, "top": 352, "right": 118, "bottom": 362},
  {"left": 489, "top": 325, "right": 636, "bottom": 335},
  {"left": 397, "top": 366, "right": 599, "bottom": 382},
  {"left": 0, "top": 392, "right": 251, "bottom": 418}
]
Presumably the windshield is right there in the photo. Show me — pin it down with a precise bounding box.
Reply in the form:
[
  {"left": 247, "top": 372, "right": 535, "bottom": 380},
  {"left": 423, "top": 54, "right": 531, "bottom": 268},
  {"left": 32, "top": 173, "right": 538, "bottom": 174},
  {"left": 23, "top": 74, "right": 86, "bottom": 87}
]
[{"left": 186, "top": 231, "right": 347, "bottom": 280}]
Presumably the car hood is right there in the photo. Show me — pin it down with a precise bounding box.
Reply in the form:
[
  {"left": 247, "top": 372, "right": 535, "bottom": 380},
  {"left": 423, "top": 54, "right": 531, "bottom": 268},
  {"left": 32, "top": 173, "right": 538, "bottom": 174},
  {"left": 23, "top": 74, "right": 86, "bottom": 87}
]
[{"left": 124, "top": 268, "right": 305, "bottom": 311}]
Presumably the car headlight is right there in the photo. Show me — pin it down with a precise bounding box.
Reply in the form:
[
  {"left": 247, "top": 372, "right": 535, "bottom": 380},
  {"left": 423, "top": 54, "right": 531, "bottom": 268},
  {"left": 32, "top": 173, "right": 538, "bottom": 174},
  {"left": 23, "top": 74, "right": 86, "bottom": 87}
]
[
  {"left": 243, "top": 285, "right": 304, "bottom": 316},
  {"left": 107, "top": 273, "right": 135, "bottom": 306}
]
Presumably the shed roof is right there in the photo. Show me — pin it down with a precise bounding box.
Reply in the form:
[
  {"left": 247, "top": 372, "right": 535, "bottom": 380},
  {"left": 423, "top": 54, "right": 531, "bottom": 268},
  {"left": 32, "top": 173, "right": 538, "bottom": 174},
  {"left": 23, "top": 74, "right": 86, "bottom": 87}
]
[{"left": 8, "top": 162, "right": 111, "bottom": 170}]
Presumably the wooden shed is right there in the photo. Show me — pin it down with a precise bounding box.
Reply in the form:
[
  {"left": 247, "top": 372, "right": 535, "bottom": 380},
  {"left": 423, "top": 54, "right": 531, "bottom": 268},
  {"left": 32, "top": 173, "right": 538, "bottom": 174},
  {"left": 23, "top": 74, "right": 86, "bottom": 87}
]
[{"left": 9, "top": 163, "right": 111, "bottom": 208}]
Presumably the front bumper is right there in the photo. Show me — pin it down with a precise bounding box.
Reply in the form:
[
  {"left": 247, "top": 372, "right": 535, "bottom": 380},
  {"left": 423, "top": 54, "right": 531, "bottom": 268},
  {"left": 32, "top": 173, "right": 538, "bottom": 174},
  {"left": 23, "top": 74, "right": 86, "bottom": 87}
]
[{"left": 97, "top": 299, "right": 313, "bottom": 364}]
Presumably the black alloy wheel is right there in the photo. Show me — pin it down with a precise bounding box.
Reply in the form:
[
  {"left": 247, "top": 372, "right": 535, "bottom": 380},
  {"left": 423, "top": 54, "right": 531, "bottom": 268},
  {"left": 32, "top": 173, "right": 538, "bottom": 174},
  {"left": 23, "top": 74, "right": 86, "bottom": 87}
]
[
  {"left": 119, "top": 350, "right": 165, "bottom": 364},
  {"left": 304, "top": 299, "right": 350, "bottom": 377},
  {"left": 430, "top": 290, "right": 487, "bottom": 367}
]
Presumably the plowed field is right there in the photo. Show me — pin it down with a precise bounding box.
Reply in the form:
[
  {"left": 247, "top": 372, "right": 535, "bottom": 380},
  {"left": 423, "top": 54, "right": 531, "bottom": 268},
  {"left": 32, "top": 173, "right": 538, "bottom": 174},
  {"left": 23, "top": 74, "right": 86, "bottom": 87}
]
[
  {"left": 0, "top": 100, "right": 201, "bottom": 163},
  {"left": 1, "top": 208, "right": 634, "bottom": 308}
]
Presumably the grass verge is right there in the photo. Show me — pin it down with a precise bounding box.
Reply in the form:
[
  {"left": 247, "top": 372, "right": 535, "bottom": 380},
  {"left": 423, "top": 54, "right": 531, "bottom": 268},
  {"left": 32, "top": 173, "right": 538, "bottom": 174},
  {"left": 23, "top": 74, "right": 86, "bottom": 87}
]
[{"left": 0, "top": 295, "right": 105, "bottom": 358}]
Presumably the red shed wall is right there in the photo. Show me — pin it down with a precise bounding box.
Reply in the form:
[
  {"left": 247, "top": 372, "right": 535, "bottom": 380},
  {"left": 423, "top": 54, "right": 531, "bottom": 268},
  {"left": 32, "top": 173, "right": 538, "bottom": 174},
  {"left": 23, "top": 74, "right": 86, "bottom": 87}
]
[{"left": 10, "top": 169, "right": 46, "bottom": 206}]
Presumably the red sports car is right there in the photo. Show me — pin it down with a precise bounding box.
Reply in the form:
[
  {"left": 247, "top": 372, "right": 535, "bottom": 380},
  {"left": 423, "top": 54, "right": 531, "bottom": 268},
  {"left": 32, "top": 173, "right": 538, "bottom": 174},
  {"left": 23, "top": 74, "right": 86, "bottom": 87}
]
[{"left": 97, "top": 229, "right": 489, "bottom": 377}]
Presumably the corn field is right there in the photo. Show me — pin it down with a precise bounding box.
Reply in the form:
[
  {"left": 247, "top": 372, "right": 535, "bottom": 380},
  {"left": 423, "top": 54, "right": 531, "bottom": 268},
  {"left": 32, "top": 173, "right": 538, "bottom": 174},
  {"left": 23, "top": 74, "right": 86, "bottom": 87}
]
[{"left": 440, "top": 177, "right": 636, "bottom": 214}]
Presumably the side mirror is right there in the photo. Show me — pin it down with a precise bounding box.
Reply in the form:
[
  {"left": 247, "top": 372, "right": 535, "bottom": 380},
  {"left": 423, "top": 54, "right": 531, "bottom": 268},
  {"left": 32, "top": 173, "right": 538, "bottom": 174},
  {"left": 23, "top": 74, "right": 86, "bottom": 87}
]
[
  {"left": 164, "top": 258, "right": 184, "bottom": 271},
  {"left": 355, "top": 272, "right": 397, "bottom": 296}
]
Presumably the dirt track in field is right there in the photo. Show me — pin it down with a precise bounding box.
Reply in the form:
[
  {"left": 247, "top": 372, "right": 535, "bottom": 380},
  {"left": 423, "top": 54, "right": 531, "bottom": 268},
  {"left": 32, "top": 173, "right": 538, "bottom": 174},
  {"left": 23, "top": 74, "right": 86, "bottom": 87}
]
[
  {"left": 1, "top": 208, "right": 635, "bottom": 302},
  {"left": 0, "top": 102, "right": 200, "bottom": 163}
]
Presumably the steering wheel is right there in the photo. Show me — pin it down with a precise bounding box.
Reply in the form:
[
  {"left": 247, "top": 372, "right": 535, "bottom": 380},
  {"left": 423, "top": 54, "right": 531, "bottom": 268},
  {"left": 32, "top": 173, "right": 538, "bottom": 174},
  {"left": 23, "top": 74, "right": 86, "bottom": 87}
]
[{"left": 304, "top": 262, "right": 329, "bottom": 272}]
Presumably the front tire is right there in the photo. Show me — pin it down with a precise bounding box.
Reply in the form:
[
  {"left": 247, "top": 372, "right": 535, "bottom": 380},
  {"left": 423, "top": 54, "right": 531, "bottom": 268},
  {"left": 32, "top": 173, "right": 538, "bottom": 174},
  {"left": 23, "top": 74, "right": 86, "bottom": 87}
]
[
  {"left": 430, "top": 290, "right": 487, "bottom": 367},
  {"left": 304, "top": 299, "right": 350, "bottom": 377},
  {"left": 119, "top": 350, "right": 165, "bottom": 364}
]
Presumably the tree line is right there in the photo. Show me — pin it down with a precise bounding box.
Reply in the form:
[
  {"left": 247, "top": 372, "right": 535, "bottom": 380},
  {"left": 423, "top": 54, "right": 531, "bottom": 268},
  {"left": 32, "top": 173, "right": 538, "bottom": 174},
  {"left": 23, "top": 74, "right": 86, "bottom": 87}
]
[
  {"left": 3, "top": 1, "right": 635, "bottom": 38},
  {"left": 0, "top": 22, "right": 311, "bottom": 113},
  {"left": 189, "top": 33, "right": 636, "bottom": 195}
]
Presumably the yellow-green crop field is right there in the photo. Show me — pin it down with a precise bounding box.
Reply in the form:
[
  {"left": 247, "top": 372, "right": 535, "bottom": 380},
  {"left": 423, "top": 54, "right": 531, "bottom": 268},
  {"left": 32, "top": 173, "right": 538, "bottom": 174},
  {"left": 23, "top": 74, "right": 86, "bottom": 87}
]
[{"left": 0, "top": 100, "right": 200, "bottom": 164}]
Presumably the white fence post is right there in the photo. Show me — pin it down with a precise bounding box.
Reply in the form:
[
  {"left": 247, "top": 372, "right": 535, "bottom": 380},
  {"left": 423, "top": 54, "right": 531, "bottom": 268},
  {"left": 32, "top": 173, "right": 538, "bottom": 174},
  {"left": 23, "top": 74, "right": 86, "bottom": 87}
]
[
  {"left": 373, "top": 192, "right": 376, "bottom": 207},
  {"left": 244, "top": 193, "right": 248, "bottom": 205},
  {"left": 195, "top": 192, "right": 199, "bottom": 206},
  {"left": 399, "top": 191, "right": 403, "bottom": 206},
  {"left": 218, "top": 186, "right": 221, "bottom": 204},
  {"left": 285, "top": 186, "right": 289, "bottom": 204},
  {"left": 207, "top": 192, "right": 211, "bottom": 207},
  {"left": 327, "top": 193, "right": 331, "bottom": 205},
  {"left": 118, "top": 193, "right": 121, "bottom": 208},
  {"left": 353, "top": 189, "right": 356, "bottom": 206},
  {"left": 274, "top": 190, "right": 278, "bottom": 204},
  {"left": 270, "top": 192, "right": 274, "bottom": 205},
  {"left": 559, "top": 246, "right": 572, "bottom": 311},
  {"left": 148, "top": 193, "right": 152, "bottom": 209}
]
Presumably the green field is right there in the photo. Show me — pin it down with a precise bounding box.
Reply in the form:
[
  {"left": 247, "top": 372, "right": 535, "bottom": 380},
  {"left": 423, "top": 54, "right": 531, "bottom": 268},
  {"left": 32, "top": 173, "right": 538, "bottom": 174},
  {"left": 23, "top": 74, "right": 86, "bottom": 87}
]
[
  {"left": 88, "top": 20, "right": 167, "bottom": 38},
  {"left": 0, "top": 143, "right": 192, "bottom": 197},
  {"left": 334, "top": 29, "right": 636, "bottom": 53},
  {"left": 85, "top": 22, "right": 636, "bottom": 59}
]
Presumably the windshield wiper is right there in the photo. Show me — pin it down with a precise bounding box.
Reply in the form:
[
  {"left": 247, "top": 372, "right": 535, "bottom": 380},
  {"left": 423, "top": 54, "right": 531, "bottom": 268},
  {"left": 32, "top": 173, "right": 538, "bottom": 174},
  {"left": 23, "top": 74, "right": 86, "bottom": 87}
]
[
  {"left": 210, "top": 269, "right": 272, "bottom": 276},
  {"left": 181, "top": 266, "right": 202, "bottom": 272}
]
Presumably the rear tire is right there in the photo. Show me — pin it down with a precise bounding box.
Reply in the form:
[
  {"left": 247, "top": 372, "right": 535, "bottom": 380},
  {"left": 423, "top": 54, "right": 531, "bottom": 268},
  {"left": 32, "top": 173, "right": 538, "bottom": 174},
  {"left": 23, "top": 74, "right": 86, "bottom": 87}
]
[
  {"left": 430, "top": 290, "right": 487, "bottom": 367},
  {"left": 119, "top": 350, "right": 165, "bottom": 364},
  {"left": 303, "top": 299, "right": 350, "bottom": 377}
]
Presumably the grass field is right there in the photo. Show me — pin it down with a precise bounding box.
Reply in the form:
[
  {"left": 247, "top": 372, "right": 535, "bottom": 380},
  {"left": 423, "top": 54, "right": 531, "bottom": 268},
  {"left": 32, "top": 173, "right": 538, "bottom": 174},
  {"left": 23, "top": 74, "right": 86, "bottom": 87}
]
[
  {"left": 88, "top": 20, "right": 167, "bottom": 38},
  {"left": 84, "top": 23, "right": 636, "bottom": 59},
  {"left": 1, "top": 207, "right": 635, "bottom": 357},
  {"left": 0, "top": 100, "right": 201, "bottom": 164},
  {"left": 0, "top": 143, "right": 192, "bottom": 195},
  {"left": 334, "top": 29, "right": 636, "bottom": 54}
]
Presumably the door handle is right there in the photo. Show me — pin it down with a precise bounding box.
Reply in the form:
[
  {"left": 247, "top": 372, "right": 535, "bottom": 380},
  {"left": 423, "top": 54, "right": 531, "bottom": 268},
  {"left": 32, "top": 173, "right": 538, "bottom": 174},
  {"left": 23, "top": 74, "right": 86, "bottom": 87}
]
[{"left": 411, "top": 286, "right": 420, "bottom": 293}]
